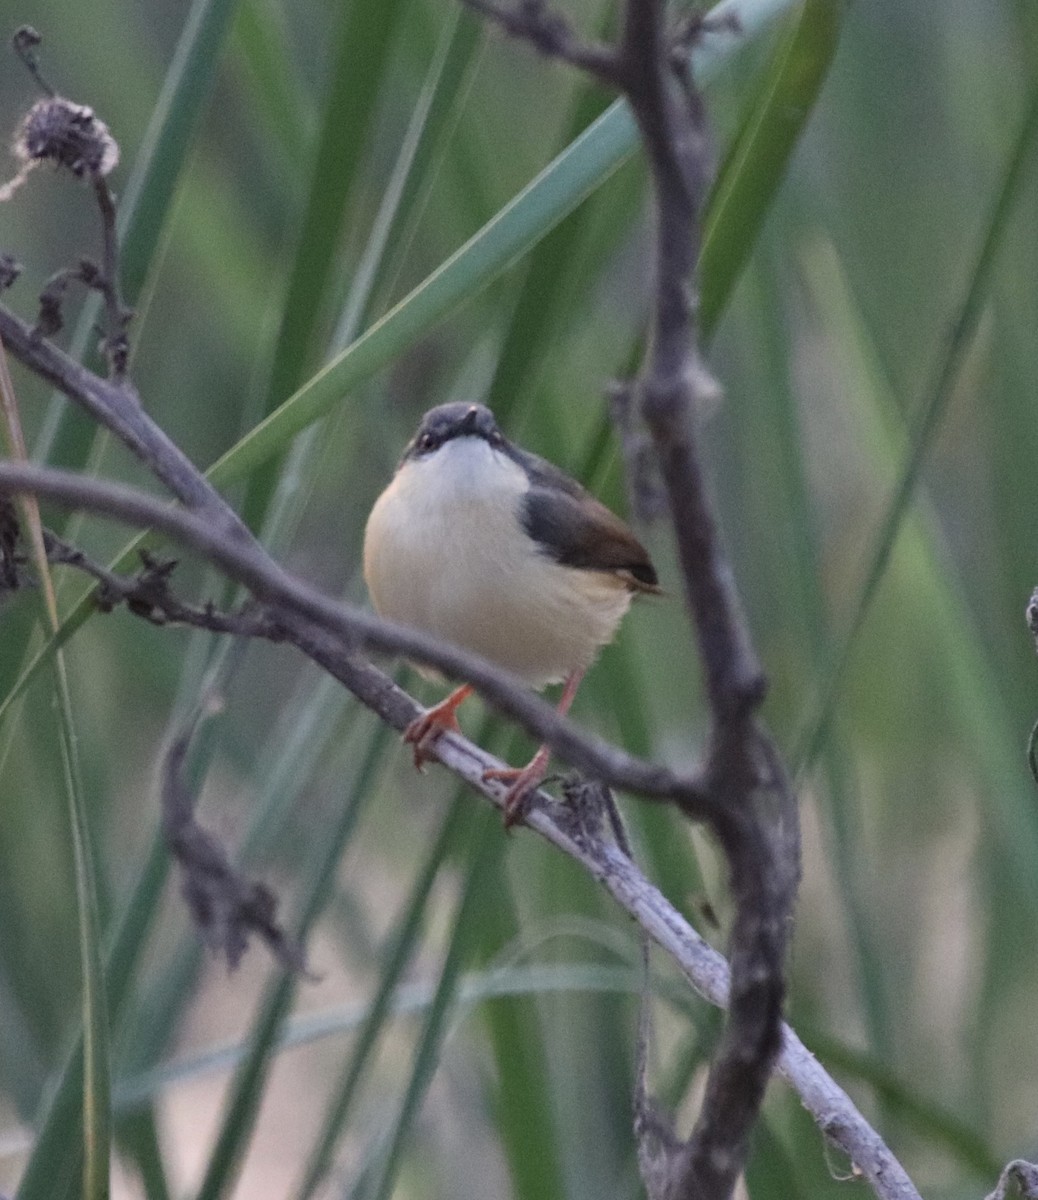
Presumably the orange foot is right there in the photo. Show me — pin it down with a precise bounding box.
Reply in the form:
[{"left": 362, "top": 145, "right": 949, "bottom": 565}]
[
  {"left": 483, "top": 745, "right": 550, "bottom": 828},
  {"left": 403, "top": 685, "right": 473, "bottom": 768}
]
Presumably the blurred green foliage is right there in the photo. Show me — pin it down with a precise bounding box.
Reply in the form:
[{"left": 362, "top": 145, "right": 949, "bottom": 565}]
[{"left": 1, "top": 0, "right": 1037, "bottom": 1197}]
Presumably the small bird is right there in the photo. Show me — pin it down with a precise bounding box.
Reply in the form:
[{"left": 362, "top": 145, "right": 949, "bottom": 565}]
[{"left": 363, "top": 402, "right": 659, "bottom": 825}]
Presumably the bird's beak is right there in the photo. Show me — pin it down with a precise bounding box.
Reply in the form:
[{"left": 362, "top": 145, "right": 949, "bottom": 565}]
[{"left": 460, "top": 406, "right": 480, "bottom": 435}]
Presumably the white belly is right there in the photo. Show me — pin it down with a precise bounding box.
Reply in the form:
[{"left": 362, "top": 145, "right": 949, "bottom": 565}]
[{"left": 363, "top": 438, "right": 632, "bottom": 687}]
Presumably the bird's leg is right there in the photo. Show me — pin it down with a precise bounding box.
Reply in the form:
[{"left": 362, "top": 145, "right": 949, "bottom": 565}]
[
  {"left": 483, "top": 668, "right": 585, "bottom": 828},
  {"left": 404, "top": 684, "right": 473, "bottom": 768}
]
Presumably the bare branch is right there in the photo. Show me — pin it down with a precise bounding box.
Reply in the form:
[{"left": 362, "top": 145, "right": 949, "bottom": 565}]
[
  {"left": 986, "top": 1161, "right": 1038, "bottom": 1200},
  {"left": 43, "top": 530, "right": 284, "bottom": 639},
  {"left": 163, "top": 711, "right": 304, "bottom": 972},
  {"left": 90, "top": 173, "right": 131, "bottom": 378},
  {"left": 460, "top": 0, "right": 623, "bottom": 84},
  {"left": 609, "top": 378, "right": 669, "bottom": 522}
]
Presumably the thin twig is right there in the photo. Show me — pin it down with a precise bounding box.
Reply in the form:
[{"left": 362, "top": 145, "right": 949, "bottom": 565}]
[
  {"left": 460, "top": 0, "right": 623, "bottom": 84},
  {"left": 985, "top": 1160, "right": 1038, "bottom": 1200},
  {"left": 43, "top": 530, "right": 285, "bottom": 639},
  {"left": 163, "top": 706, "right": 305, "bottom": 971},
  {"left": 90, "top": 175, "right": 131, "bottom": 378},
  {"left": 12, "top": 26, "right": 54, "bottom": 96}
]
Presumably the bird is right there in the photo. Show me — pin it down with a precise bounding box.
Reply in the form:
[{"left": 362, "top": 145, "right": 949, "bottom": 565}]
[{"left": 363, "top": 401, "right": 659, "bottom": 826}]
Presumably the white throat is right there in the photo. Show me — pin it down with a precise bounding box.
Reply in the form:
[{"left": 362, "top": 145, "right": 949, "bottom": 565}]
[{"left": 403, "top": 435, "right": 528, "bottom": 505}]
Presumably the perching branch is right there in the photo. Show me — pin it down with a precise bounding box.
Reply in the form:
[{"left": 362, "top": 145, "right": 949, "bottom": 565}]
[{"left": 43, "top": 532, "right": 286, "bottom": 638}]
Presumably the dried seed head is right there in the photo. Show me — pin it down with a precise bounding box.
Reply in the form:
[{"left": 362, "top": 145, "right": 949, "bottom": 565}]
[{"left": 13, "top": 95, "right": 119, "bottom": 179}]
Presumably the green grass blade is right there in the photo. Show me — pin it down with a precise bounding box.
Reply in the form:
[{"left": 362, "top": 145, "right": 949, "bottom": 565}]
[
  {"left": 747, "top": 251, "right": 891, "bottom": 1060},
  {"left": 112, "top": 662, "right": 372, "bottom": 1137},
  {"left": 14, "top": 821, "right": 171, "bottom": 1200},
  {"left": 4, "top": 0, "right": 247, "bottom": 899},
  {"left": 241, "top": 0, "right": 412, "bottom": 525},
  {"left": 210, "top": 100, "right": 638, "bottom": 487},
  {"left": 254, "top": 8, "right": 484, "bottom": 560},
  {"left": 0, "top": 601, "right": 85, "bottom": 727},
  {"left": 60, "top": 675, "right": 110, "bottom": 1200},
  {"left": 467, "top": 754, "right": 568, "bottom": 1200},
  {"left": 115, "top": 1110, "right": 172, "bottom": 1200},
  {"left": 117, "top": 961, "right": 678, "bottom": 1109},
  {"left": 799, "top": 237, "right": 1038, "bottom": 909},
  {"left": 485, "top": 24, "right": 627, "bottom": 429},
  {"left": 699, "top": 0, "right": 845, "bottom": 336},
  {"left": 192, "top": 725, "right": 389, "bottom": 1200},
  {"left": 232, "top": 0, "right": 312, "bottom": 171},
  {"left": 118, "top": 0, "right": 245, "bottom": 303},
  {"left": 40, "top": 659, "right": 111, "bottom": 1200},
  {"left": 793, "top": 85, "right": 1038, "bottom": 775},
  {"left": 15, "top": 657, "right": 222, "bottom": 1198},
  {"left": 203, "top": 0, "right": 796, "bottom": 489},
  {"left": 12, "top": 664, "right": 111, "bottom": 1200},
  {"left": 294, "top": 790, "right": 467, "bottom": 1200},
  {"left": 480, "top": 921, "right": 569, "bottom": 1200},
  {"left": 744, "top": 1119, "right": 809, "bottom": 1200},
  {"left": 10, "top": 644, "right": 361, "bottom": 1196},
  {"left": 332, "top": 6, "right": 485, "bottom": 350},
  {"left": 505, "top": 0, "right": 840, "bottom": 541},
  {"left": 362, "top": 12, "right": 487, "bottom": 326},
  {"left": 366, "top": 806, "right": 501, "bottom": 1200},
  {"left": 2, "top": 363, "right": 111, "bottom": 1200}
]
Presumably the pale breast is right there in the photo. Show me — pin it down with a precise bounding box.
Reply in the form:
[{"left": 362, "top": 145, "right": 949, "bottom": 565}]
[{"left": 363, "top": 439, "right": 633, "bottom": 687}]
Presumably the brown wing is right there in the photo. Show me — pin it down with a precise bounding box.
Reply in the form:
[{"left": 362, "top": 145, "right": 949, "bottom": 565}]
[{"left": 521, "top": 485, "right": 660, "bottom": 593}]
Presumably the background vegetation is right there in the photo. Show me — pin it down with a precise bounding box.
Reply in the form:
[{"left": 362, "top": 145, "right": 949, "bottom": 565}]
[{"left": 1, "top": 0, "right": 1037, "bottom": 1196}]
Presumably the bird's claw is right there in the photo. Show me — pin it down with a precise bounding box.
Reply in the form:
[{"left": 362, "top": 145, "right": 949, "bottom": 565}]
[
  {"left": 483, "top": 752, "right": 549, "bottom": 829},
  {"left": 403, "top": 705, "right": 461, "bottom": 769}
]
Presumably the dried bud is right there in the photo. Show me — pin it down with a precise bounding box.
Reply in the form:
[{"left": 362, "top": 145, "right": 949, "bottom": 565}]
[{"left": 14, "top": 95, "right": 119, "bottom": 179}]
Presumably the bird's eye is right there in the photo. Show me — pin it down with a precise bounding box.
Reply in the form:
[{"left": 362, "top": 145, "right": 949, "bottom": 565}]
[
  {"left": 418, "top": 432, "right": 435, "bottom": 452},
  {"left": 489, "top": 430, "right": 503, "bottom": 449}
]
